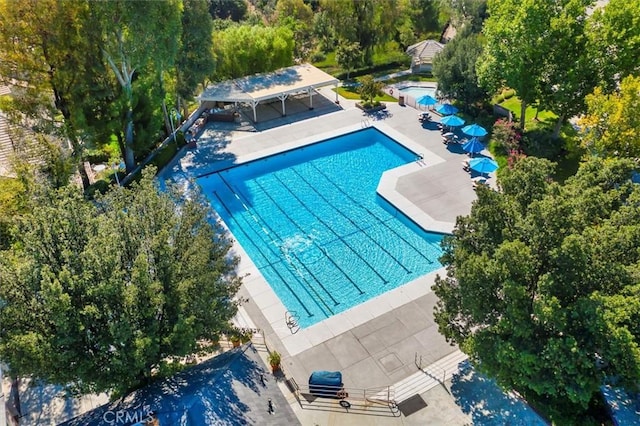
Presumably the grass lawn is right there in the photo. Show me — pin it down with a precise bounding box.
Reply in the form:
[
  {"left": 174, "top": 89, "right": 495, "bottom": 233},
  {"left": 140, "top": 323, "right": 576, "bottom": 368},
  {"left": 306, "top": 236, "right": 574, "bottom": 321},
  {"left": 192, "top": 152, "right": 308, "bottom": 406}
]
[
  {"left": 335, "top": 86, "right": 396, "bottom": 102},
  {"left": 500, "top": 96, "right": 557, "bottom": 130},
  {"left": 493, "top": 96, "right": 583, "bottom": 182}
]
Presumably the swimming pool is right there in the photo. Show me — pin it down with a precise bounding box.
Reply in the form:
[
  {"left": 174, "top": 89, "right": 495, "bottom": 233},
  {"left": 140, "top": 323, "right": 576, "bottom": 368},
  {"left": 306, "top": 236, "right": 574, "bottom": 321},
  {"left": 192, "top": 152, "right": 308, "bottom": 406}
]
[
  {"left": 198, "top": 128, "right": 444, "bottom": 328},
  {"left": 398, "top": 86, "right": 437, "bottom": 100}
]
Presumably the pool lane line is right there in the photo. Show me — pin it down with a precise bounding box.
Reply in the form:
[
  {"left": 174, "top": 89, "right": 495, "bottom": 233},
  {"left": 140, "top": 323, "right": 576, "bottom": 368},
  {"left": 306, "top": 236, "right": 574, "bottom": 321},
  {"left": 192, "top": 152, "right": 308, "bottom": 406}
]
[
  {"left": 307, "top": 162, "right": 434, "bottom": 264},
  {"left": 288, "top": 166, "right": 411, "bottom": 274},
  {"left": 268, "top": 172, "right": 371, "bottom": 295},
  {"left": 213, "top": 189, "right": 317, "bottom": 319},
  {"left": 216, "top": 174, "right": 338, "bottom": 314},
  {"left": 251, "top": 175, "right": 365, "bottom": 297}
]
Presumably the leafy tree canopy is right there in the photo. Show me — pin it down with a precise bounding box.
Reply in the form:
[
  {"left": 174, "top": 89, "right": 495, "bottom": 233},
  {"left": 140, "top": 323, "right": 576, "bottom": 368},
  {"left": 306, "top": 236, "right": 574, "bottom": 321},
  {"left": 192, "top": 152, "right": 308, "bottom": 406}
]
[
  {"left": 433, "top": 157, "right": 640, "bottom": 422},
  {"left": 212, "top": 24, "right": 294, "bottom": 80},
  {"left": 0, "top": 169, "right": 242, "bottom": 396},
  {"left": 579, "top": 75, "right": 640, "bottom": 158},
  {"left": 432, "top": 31, "right": 487, "bottom": 112},
  {"left": 587, "top": 0, "right": 640, "bottom": 91}
]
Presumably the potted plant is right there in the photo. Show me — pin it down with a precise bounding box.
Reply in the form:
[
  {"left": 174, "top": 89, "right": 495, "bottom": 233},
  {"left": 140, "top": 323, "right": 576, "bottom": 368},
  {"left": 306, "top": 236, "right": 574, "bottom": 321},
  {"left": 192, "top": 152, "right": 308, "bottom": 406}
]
[
  {"left": 230, "top": 334, "right": 241, "bottom": 348},
  {"left": 268, "top": 351, "right": 281, "bottom": 373}
]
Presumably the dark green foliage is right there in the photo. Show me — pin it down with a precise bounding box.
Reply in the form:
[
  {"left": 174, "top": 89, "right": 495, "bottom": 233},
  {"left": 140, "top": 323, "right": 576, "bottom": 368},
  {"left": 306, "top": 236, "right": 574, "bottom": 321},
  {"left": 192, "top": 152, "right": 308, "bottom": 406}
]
[
  {"left": 0, "top": 170, "right": 242, "bottom": 396},
  {"left": 177, "top": 0, "right": 216, "bottom": 103},
  {"left": 432, "top": 32, "right": 488, "bottom": 111},
  {"left": 433, "top": 157, "right": 640, "bottom": 422},
  {"left": 209, "top": 0, "right": 248, "bottom": 21}
]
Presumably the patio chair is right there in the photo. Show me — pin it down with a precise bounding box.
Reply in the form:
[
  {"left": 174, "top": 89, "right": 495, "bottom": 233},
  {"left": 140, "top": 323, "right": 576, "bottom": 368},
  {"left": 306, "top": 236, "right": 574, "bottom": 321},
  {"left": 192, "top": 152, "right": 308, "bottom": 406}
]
[
  {"left": 462, "top": 160, "right": 470, "bottom": 172},
  {"left": 472, "top": 177, "right": 489, "bottom": 189}
]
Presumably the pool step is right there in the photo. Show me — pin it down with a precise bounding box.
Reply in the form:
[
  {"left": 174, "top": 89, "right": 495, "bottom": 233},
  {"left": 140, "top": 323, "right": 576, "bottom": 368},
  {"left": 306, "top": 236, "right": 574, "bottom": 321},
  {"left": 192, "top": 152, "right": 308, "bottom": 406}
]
[{"left": 390, "top": 350, "right": 468, "bottom": 404}]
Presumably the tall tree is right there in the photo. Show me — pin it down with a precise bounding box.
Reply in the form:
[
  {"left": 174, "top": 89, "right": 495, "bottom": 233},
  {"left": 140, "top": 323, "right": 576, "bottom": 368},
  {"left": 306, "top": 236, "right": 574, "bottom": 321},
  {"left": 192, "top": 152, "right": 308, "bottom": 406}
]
[
  {"left": 91, "top": 0, "right": 182, "bottom": 172},
  {"left": 433, "top": 156, "right": 640, "bottom": 422},
  {"left": 579, "top": 75, "right": 640, "bottom": 158},
  {"left": 478, "top": 0, "right": 549, "bottom": 129},
  {"left": 0, "top": 169, "right": 243, "bottom": 396},
  {"left": 537, "top": 0, "right": 596, "bottom": 139},
  {"left": 587, "top": 0, "right": 640, "bottom": 91},
  {"left": 0, "top": 0, "right": 97, "bottom": 189},
  {"left": 432, "top": 31, "right": 488, "bottom": 110},
  {"left": 275, "top": 0, "right": 314, "bottom": 59},
  {"left": 176, "top": 0, "right": 216, "bottom": 118},
  {"left": 335, "top": 41, "right": 362, "bottom": 80}
]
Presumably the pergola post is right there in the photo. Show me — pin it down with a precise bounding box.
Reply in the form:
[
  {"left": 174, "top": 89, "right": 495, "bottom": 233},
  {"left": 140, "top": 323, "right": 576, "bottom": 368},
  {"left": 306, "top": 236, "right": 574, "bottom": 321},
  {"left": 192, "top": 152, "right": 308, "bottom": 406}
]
[
  {"left": 251, "top": 100, "right": 259, "bottom": 122},
  {"left": 278, "top": 93, "right": 288, "bottom": 116},
  {"left": 334, "top": 82, "right": 339, "bottom": 104},
  {"left": 308, "top": 87, "right": 315, "bottom": 109}
]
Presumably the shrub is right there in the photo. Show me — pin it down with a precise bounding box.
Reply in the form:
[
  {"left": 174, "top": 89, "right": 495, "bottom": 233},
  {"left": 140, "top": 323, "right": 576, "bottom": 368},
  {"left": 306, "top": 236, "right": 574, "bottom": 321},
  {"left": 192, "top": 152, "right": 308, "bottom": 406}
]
[
  {"left": 85, "top": 149, "right": 111, "bottom": 164},
  {"left": 492, "top": 118, "right": 522, "bottom": 153},
  {"left": 521, "top": 130, "right": 564, "bottom": 159},
  {"left": 495, "top": 94, "right": 505, "bottom": 104},
  {"left": 503, "top": 89, "right": 515, "bottom": 99},
  {"left": 150, "top": 140, "right": 178, "bottom": 172},
  {"left": 310, "top": 50, "right": 326, "bottom": 63}
]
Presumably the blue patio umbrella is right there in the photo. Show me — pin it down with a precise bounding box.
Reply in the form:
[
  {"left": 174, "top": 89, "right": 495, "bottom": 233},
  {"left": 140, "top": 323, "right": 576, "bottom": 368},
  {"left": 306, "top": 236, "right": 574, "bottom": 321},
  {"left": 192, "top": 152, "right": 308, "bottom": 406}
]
[
  {"left": 462, "top": 137, "right": 485, "bottom": 155},
  {"left": 462, "top": 123, "right": 488, "bottom": 137},
  {"left": 416, "top": 94, "right": 437, "bottom": 106},
  {"left": 440, "top": 115, "right": 465, "bottom": 127},
  {"left": 469, "top": 157, "right": 499, "bottom": 175},
  {"left": 436, "top": 103, "right": 459, "bottom": 115}
]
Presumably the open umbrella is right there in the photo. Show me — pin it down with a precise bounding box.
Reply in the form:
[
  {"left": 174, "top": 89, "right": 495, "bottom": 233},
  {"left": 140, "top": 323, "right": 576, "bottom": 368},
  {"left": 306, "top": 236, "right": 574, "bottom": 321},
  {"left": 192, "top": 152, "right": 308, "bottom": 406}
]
[
  {"left": 468, "top": 157, "right": 499, "bottom": 175},
  {"left": 436, "top": 103, "right": 459, "bottom": 115},
  {"left": 462, "top": 137, "right": 485, "bottom": 155},
  {"left": 416, "top": 94, "right": 437, "bottom": 107},
  {"left": 462, "top": 123, "right": 488, "bottom": 137},
  {"left": 440, "top": 115, "right": 465, "bottom": 127}
]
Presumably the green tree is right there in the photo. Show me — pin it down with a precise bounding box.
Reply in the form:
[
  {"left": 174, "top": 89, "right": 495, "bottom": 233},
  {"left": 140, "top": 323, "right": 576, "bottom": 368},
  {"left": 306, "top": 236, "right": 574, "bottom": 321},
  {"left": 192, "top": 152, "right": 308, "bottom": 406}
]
[
  {"left": 212, "top": 25, "right": 295, "bottom": 80},
  {"left": 587, "top": 0, "right": 640, "bottom": 91},
  {"left": 409, "top": 0, "right": 442, "bottom": 37},
  {"left": 176, "top": 0, "right": 216, "bottom": 117},
  {"left": 0, "top": 0, "right": 97, "bottom": 189},
  {"left": 208, "top": 0, "right": 248, "bottom": 21},
  {"left": 478, "top": 0, "right": 549, "bottom": 129},
  {"left": 536, "top": 0, "right": 596, "bottom": 139},
  {"left": 433, "top": 156, "right": 640, "bottom": 422},
  {"left": 432, "top": 31, "right": 488, "bottom": 111},
  {"left": 448, "top": 0, "right": 488, "bottom": 34},
  {"left": 275, "top": 0, "right": 314, "bottom": 59},
  {"left": 358, "top": 75, "right": 383, "bottom": 106},
  {"left": 335, "top": 41, "right": 362, "bottom": 80},
  {"left": 0, "top": 169, "right": 243, "bottom": 396},
  {"left": 579, "top": 75, "right": 640, "bottom": 158},
  {"left": 92, "top": 0, "right": 182, "bottom": 172}
]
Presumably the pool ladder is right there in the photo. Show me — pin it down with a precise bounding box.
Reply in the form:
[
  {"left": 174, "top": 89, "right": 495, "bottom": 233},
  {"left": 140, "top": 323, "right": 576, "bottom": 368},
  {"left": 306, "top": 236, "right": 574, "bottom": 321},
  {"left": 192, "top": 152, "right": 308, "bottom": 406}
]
[{"left": 285, "top": 311, "right": 300, "bottom": 334}]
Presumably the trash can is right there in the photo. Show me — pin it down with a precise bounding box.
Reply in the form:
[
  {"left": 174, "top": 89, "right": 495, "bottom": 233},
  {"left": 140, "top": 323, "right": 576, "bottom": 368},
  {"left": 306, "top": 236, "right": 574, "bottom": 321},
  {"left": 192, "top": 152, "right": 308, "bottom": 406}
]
[{"left": 398, "top": 95, "right": 405, "bottom": 106}]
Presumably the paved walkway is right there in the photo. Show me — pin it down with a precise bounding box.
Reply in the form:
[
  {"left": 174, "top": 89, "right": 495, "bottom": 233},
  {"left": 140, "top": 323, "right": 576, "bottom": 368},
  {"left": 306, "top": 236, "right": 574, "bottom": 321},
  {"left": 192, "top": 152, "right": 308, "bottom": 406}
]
[{"left": 159, "top": 87, "right": 494, "bottom": 424}]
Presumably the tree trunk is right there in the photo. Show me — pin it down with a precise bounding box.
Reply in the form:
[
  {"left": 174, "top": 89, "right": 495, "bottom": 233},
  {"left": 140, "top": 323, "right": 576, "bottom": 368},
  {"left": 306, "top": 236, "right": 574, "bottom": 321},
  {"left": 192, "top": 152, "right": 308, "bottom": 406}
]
[
  {"left": 520, "top": 99, "right": 527, "bottom": 130},
  {"left": 552, "top": 113, "right": 566, "bottom": 140},
  {"left": 124, "top": 109, "right": 136, "bottom": 173},
  {"left": 161, "top": 101, "right": 172, "bottom": 138},
  {"left": 77, "top": 158, "right": 91, "bottom": 189}
]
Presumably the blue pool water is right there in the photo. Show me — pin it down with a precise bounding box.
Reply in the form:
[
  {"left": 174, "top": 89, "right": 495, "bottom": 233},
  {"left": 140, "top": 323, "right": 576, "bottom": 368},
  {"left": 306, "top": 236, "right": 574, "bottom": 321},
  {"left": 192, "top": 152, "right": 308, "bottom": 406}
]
[
  {"left": 197, "top": 128, "right": 444, "bottom": 328},
  {"left": 398, "top": 86, "right": 437, "bottom": 99}
]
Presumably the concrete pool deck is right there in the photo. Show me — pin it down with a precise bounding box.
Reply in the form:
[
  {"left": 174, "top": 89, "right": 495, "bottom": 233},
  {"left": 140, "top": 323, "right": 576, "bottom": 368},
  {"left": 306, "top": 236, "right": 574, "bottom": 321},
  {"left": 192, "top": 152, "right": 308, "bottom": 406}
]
[{"left": 159, "top": 87, "right": 493, "bottom": 423}]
